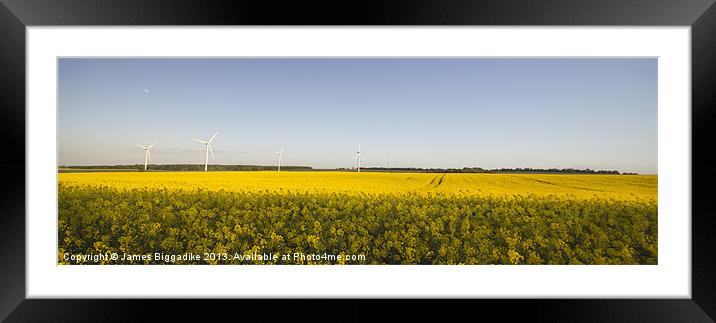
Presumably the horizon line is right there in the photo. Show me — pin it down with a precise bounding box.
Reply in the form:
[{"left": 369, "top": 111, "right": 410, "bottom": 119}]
[{"left": 57, "top": 164, "right": 654, "bottom": 174}]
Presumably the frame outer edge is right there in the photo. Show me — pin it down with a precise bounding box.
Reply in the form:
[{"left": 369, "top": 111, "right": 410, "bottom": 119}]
[
  {"left": 0, "top": 2, "right": 27, "bottom": 322},
  {"left": 0, "top": 0, "right": 714, "bottom": 25},
  {"left": 1, "top": 0, "right": 715, "bottom": 321},
  {"left": 692, "top": 0, "right": 716, "bottom": 319}
]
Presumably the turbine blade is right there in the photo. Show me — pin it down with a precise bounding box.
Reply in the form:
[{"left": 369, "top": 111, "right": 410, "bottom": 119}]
[
  {"left": 147, "top": 150, "right": 152, "bottom": 162},
  {"left": 148, "top": 142, "right": 156, "bottom": 149},
  {"left": 194, "top": 138, "right": 207, "bottom": 144},
  {"left": 137, "top": 144, "right": 147, "bottom": 149},
  {"left": 208, "top": 144, "right": 215, "bottom": 160},
  {"left": 209, "top": 132, "right": 218, "bottom": 143},
  {"left": 280, "top": 147, "right": 284, "bottom": 154}
]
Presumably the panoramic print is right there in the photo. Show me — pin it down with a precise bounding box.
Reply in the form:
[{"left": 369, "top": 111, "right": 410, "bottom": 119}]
[{"left": 58, "top": 58, "right": 657, "bottom": 265}]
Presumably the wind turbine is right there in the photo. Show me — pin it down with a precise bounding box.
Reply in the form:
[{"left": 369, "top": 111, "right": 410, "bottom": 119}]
[
  {"left": 275, "top": 147, "right": 284, "bottom": 172},
  {"left": 193, "top": 132, "right": 217, "bottom": 171},
  {"left": 356, "top": 141, "right": 362, "bottom": 172},
  {"left": 136, "top": 142, "right": 155, "bottom": 171}
]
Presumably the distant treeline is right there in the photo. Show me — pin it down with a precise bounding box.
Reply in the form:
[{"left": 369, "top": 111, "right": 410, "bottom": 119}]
[
  {"left": 357, "top": 167, "right": 637, "bottom": 175},
  {"left": 61, "top": 164, "right": 313, "bottom": 172},
  {"left": 61, "top": 164, "right": 636, "bottom": 174}
]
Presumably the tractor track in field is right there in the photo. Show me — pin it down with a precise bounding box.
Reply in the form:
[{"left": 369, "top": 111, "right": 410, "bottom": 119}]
[
  {"left": 512, "top": 175, "right": 604, "bottom": 192},
  {"left": 436, "top": 174, "right": 446, "bottom": 187},
  {"left": 429, "top": 175, "right": 438, "bottom": 186},
  {"left": 427, "top": 174, "right": 447, "bottom": 189}
]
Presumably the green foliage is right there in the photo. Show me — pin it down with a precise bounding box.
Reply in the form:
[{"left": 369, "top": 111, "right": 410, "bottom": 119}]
[
  {"left": 60, "top": 164, "right": 313, "bottom": 172},
  {"left": 58, "top": 184, "right": 657, "bottom": 265}
]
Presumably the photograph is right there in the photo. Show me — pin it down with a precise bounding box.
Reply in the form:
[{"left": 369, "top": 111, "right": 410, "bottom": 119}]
[{"left": 57, "top": 57, "right": 658, "bottom": 265}]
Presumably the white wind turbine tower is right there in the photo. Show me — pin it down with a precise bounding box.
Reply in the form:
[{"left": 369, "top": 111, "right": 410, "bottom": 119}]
[
  {"left": 356, "top": 141, "right": 362, "bottom": 172},
  {"left": 136, "top": 142, "right": 156, "bottom": 171},
  {"left": 193, "top": 132, "right": 218, "bottom": 172},
  {"left": 275, "top": 147, "right": 284, "bottom": 172}
]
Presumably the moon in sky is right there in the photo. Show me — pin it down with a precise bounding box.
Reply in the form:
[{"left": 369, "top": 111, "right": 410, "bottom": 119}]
[{"left": 144, "top": 88, "right": 149, "bottom": 93}]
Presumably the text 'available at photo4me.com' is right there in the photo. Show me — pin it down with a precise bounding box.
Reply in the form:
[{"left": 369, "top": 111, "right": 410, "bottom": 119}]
[{"left": 62, "top": 251, "right": 368, "bottom": 265}]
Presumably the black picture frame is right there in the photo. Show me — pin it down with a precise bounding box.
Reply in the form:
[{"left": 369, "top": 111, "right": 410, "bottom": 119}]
[{"left": 1, "top": 0, "right": 714, "bottom": 321}]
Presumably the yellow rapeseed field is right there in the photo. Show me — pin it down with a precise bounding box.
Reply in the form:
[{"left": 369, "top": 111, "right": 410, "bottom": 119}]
[
  {"left": 58, "top": 171, "right": 658, "bottom": 264},
  {"left": 58, "top": 171, "right": 657, "bottom": 201}
]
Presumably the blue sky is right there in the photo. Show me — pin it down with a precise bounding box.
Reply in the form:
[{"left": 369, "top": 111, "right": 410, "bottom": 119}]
[{"left": 58, "top": 58, "right": 657, "bottom": 173}]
